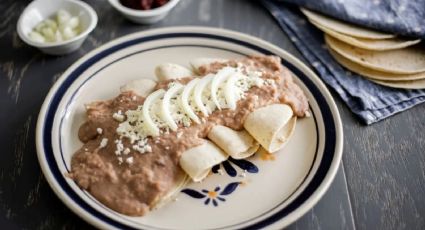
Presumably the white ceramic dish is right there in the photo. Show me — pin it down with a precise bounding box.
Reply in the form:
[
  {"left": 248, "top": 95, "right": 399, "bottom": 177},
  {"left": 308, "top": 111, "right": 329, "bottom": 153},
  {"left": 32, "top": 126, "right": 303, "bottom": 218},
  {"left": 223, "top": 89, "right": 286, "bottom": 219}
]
[
  {"left": 36, "top": 26, "right": 343, "bottom": 229},
  {"left": 17, "top": 0, "right": 98, "bottom": 55},
  {"left": 108, "top": 0, "right": 180, "bottom": 24}
]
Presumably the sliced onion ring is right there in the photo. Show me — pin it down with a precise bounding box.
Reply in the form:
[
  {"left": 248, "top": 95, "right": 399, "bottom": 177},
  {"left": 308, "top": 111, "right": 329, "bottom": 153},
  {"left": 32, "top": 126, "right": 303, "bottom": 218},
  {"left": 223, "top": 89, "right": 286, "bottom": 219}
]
[
  {"left": 210, "top": 67, "right": 235, "bottom": 110},
  {"left": 193, "top": 74, "right": 214, "bottom": 116},
  {"left": 224, "top": 72, "right": 243, "bottom": 110},
  {"left": 161, "top": 83, "right": 184, "bottom": 131},
  {"left": 142, "top": 89, "right": 165, "bottom": 136},
  {"left": 180, "top": 78, "right": 201, "bottom": 124}
]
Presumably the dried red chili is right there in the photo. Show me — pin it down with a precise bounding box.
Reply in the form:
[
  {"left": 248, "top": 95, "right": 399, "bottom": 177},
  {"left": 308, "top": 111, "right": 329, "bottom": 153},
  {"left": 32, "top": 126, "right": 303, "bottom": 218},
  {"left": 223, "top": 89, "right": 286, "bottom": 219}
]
[{"left": 119, "top": 0, "right": 169, "bottom": 10}]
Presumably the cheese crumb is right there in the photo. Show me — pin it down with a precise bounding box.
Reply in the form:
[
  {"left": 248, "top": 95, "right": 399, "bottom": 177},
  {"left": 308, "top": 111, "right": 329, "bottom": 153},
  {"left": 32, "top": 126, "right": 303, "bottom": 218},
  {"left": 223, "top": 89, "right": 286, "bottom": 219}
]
[
  {"left": 132, "top": 139, "right": 152, "bottom": 154},
  {"left": 112, "top": 110, "right": 125, "bottom": 122},
  {"left": 265, "top": 79, "right": 276, "bottom": 86},
  {"left": 114, "top": 139, "right": 124, "bottom": 155},
  {"left": 126, "top": 157, "right": 134, "bottom": 165},
  {"left": 96, "top": 128, "right": 103, "bottom": 135},
  {"left": 99, "top": 138, "right": 108, "bottom": 148},
  {"left": 176, "top": 132, "right": 183, "bottom": 138},
  {"left": 117, "top": 157, "right": 123, "bottom": 164},
  {"left": 123, "top": 148, "right": 131, "bottom": 155}
]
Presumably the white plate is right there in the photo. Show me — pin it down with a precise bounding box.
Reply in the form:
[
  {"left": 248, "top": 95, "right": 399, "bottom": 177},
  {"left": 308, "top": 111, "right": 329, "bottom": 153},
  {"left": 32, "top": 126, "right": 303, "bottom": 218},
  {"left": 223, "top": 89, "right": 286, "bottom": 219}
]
[{"left": 36, "top": 27, "right": 343, "bottom": 229}]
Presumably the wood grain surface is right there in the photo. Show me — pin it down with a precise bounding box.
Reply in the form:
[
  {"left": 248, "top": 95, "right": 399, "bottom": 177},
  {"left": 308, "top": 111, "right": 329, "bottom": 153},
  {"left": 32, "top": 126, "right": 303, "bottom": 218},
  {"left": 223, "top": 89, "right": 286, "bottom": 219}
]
[{"left": 0, "top": 0, "right": 423, "bottom": 229}]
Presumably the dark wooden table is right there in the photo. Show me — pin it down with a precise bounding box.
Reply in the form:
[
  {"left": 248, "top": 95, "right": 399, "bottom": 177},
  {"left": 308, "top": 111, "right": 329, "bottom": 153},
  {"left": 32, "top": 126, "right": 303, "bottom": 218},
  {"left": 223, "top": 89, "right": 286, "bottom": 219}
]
[{"left": 1, "top": 0, "right": 424, "bottom": 229}]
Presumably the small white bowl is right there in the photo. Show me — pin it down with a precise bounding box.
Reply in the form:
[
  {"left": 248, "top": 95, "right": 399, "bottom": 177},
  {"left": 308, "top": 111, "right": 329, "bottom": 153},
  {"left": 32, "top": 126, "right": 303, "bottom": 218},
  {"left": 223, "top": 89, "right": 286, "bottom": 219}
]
[
  {"left": 108, "top": 0, "right": 180, "bottom": 24},
  {"left": 17, "top": 0, "right": 98, "bottom": 55}
]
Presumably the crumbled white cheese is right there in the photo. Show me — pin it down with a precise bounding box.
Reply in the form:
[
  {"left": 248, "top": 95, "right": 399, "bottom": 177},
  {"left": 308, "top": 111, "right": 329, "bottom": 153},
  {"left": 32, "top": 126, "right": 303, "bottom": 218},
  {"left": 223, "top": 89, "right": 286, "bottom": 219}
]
[
  {"left": 114, "top": 139, "right": 124, "bottom": 155},
  {"left": 145, "top": 145, "right": 152, "bottom": 152},
  {"left": 254, "top": 70, "right": 263, "bottom": 77},
  {"left": 132, "top": 139, "right": 152, "bottom": 154},
  {"left": 126, "top": 157, "right": 134, "bottom": 165},
  {"left": 253, "top": 78, "right": 264, "bottom": 87},
  {"left": 117, "top": 157, "right": 123, "bottom": 164},
  {"left": 112, "top": 110, "right": 125, "bottom": 122},
  {"left": 132, "top": 145, "right": 144, "bottom": 153},
  {"left": 176, "top": 132, "right": 183, "bottom": 138},
  {"left": 96, "top": 128, "right": 103, "bottom": 135},
  {"left": 99, "top": 138, "right": 108, "bottom": 148},
  {"left": 265, "top": 79, "right": 276, "bottom": 86},
  {"left": 123, "top": 148, "right": 131, "bottom": 155}
]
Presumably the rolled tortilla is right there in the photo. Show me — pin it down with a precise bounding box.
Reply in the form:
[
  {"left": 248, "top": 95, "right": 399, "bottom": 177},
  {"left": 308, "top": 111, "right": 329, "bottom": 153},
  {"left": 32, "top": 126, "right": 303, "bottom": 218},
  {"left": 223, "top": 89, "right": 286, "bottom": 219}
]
[
  {"left": 190, "top": 58, "right": 228, "bottom": 74},
  {"left": 120, "top": 78, "right": 157, "bottom": 97},
  {"left": 179, "top": 140, "right": 228, "bottom": 182},
  {"left": 207, "top": 125, "right": 259, "bottom": 159},
  {"left": 244, "top": 104, "right": 297, "bottom": 153},
  {"left": 155, "top": 63, "right": 193, "bottom": 81}
]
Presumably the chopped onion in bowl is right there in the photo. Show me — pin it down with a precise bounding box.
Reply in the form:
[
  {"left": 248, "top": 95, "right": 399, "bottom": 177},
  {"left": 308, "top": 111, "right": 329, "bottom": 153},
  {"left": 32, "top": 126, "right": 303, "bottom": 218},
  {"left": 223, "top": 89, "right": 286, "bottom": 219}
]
[{"left": 28, "top": 9, "right": 81, "bottom": 43}]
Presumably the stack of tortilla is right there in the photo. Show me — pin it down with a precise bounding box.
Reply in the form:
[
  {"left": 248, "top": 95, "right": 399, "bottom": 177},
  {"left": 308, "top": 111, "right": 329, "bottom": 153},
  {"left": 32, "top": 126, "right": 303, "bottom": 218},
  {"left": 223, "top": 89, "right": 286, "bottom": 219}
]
[{"left": 301, "top": 9, "right": 425, "bottom": 89}]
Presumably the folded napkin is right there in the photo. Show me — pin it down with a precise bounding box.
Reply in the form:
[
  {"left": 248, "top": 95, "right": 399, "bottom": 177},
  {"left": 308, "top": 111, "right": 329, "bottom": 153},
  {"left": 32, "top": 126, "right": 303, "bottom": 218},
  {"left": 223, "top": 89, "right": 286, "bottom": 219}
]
[
  {"left": 261, "top": 0, "right": 425, "bottom": 124},
  {"left": 278, "top": 0, "right": 425, "bottom": 39}
]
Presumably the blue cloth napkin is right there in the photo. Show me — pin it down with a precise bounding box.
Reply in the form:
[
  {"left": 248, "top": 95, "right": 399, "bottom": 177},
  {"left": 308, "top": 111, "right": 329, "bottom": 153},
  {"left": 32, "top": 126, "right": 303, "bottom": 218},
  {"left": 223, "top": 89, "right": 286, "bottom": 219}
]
[
  {"left": 278, "top": 0, "right": 425, "bottom": 39},
  {"left": 261, "top": 0, "right": 425, "bottom": 124}
]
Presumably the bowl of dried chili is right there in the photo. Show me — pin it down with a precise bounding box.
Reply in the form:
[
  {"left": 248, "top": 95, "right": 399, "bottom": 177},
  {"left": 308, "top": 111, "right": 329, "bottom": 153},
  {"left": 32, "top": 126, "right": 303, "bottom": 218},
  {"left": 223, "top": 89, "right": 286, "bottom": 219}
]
[{"left": 108, "top": 0, "right": 180, "bottom": 24}]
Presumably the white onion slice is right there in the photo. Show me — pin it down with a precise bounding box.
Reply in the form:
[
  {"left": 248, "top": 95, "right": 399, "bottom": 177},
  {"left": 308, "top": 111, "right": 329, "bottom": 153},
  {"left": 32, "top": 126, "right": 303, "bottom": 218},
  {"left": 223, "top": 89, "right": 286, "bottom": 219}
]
[
  {"left": 193, "top": 74, "right": 214, "bottom": 117},
  {"left": 210, "top": 67, "right": 235, "bottom": 110},
  {"left": 161, "top": 83, "right": 184, "bottom": 131},
  {"left": 180, "top": 78, "right": 201, "bottom": 124},
  {"left": 142, "top": 89, "right": 165, "bottom": 136},
  {"left": 224, "top": 73, "right": 243, "bottom": 110}
]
